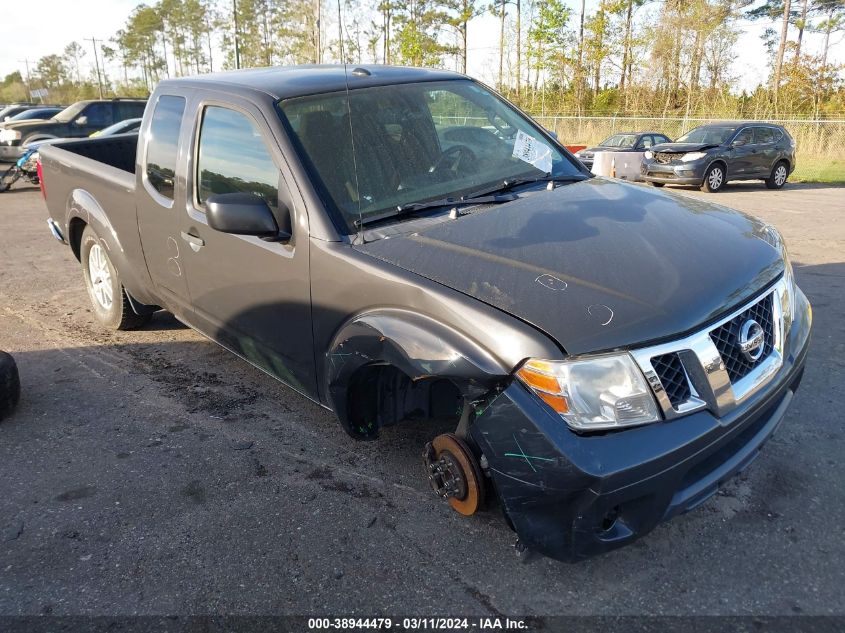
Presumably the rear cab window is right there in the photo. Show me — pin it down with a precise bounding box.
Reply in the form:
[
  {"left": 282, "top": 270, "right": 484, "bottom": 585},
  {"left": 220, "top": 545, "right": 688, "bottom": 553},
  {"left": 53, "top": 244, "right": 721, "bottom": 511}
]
[{"left": 145, "top": 95, "right": 187, "bottom": 199}]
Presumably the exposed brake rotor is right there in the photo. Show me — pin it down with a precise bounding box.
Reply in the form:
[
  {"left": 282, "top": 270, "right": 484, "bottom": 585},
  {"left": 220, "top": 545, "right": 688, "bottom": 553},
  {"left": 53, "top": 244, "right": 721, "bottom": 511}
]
[{"left": 422, "top": 433, "right": 485, "bottom": 516}]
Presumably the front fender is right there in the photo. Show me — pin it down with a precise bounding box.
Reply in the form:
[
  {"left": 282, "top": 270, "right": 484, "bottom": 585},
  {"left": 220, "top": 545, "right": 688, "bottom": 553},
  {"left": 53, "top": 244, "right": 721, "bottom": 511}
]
[{"left": 325, "top": 309, "right": 510, "bottom": 433}]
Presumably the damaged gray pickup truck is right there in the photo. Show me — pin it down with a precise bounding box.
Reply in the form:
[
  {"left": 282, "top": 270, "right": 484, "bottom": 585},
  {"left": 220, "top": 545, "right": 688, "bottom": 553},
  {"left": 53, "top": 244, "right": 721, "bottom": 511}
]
[{"left": 39, "top": 65, "right": 812, "bottom": 562}]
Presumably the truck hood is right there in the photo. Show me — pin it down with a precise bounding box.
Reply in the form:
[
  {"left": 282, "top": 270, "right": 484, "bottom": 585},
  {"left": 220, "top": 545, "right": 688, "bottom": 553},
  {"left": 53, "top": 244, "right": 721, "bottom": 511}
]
[
  {"left": 356, "top": 178, "right": 783, "bottom": 355},
  {"left": 2, "top": 120, "right": 66, "bottom": 134}
]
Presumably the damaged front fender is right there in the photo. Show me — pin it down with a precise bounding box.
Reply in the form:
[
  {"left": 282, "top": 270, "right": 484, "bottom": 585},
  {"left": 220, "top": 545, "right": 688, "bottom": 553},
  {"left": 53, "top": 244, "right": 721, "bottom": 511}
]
[{"left": 326, "top": 309, "right": 509, "bottom": 438}]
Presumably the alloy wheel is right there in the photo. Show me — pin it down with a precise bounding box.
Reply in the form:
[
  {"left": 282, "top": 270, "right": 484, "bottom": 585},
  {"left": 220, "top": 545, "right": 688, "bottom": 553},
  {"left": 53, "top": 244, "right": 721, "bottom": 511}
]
[
  {"left": 708, "top": 167, "right": 724, "bottom": 190},
  {"left": 88, "top": 243, "right": 114, "bottom": 310}
]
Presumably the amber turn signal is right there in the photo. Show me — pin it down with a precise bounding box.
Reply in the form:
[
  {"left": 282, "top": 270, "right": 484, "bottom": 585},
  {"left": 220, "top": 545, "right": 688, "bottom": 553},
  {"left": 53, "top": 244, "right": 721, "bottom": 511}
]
[{"left": 516, "top": 361, "right": 570, "bottom": 414}]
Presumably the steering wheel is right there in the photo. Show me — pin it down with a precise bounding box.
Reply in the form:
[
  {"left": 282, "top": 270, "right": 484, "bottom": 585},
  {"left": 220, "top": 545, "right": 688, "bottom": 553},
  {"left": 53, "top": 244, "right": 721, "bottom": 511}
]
[{"left": 431, "top": 144, "right": 477, "bottom": 174}]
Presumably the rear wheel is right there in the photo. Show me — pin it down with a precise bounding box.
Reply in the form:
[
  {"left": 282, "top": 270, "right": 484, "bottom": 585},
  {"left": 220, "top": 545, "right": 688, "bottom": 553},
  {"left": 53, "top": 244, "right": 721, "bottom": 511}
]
[
  {"left": 650, "top": 181, "right": 665, "bottom": 188},
  {"left": 766, "top": 161, "right": 789, "bottom": 189},
  {"left": 701, "top": 163, "right": 725, "bottom": 193},
  {"left": 80, "top": 226, "right": 151, "bottom": 330}
]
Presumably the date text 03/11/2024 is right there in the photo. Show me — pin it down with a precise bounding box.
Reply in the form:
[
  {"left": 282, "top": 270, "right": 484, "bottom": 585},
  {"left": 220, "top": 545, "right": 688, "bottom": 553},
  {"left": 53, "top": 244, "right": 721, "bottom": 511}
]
[{"left": 307, "top": 617, "right": 529, "bottom": 630}]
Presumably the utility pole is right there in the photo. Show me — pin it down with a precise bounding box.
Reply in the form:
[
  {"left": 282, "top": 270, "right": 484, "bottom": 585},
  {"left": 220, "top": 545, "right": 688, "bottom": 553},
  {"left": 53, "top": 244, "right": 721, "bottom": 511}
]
[
  {"left": 233, "top": 0, "right": 241, "bottom": 69},
  {"left": 17, "top": 59, "right": 33, "bottom": 101},
  {"left": 87, "top": 37, "right": 104, "bottom": 99},
  {"left": 337, "top": 0, "right": 343, "bottom": 63},
  {"left": 316, "top": 0, "right": 322, "bottom": 64}
]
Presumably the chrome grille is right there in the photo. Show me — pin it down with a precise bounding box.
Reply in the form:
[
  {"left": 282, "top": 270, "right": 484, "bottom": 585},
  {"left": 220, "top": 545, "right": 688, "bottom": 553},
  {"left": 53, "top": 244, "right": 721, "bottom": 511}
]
[
  {"left": 631, "top": 279, "right": 788, "bottom": 421},
  {"left": 654, "top": 152, "right": 677, "bottom": 164},
  {"left": 709, "top": 294, "right": 774, "bottom": 382},
  {"left": 651, "top": 353, "right": 691, "bottom": 409}
]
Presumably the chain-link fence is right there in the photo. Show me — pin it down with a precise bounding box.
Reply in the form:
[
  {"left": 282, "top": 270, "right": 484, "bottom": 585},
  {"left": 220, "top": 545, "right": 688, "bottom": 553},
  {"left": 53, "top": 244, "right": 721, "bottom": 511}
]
[{"left": 533, "top": 115, "right": 845, "bottom": 183}]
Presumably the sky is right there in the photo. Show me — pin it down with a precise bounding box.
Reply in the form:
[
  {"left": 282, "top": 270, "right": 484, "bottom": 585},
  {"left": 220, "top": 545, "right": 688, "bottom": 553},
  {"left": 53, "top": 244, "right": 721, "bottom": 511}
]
[{"left": 0, "top": 0, "right": 842, "bottom": 98}]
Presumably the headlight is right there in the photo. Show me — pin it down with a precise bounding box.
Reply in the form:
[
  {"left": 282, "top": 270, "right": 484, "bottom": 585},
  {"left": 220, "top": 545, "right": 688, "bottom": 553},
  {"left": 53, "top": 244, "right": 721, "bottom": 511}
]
[
  {"left": 0, "top": 129, "right": 22, "bottom": 142},
  {"left": 516, "top": 355, "right": 661, "bottom": 431},
  {"left": 681, "top": 151, "right": 706, "bottom": 162},
  {"left": 575, "top": 151, "right": 583, "bottom": 157},
  {"left": 643, "top": 150, "right": 653, "bottom": 159},
  {"left": 779, "top": 245, "right": 797, "bottom": 333}
]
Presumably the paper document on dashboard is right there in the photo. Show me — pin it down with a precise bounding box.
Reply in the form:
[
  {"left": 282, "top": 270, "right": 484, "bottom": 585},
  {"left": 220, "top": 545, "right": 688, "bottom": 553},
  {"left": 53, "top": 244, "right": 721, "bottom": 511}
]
[{"left": 512, "top": 129, "right": 553, "bottom": 174}]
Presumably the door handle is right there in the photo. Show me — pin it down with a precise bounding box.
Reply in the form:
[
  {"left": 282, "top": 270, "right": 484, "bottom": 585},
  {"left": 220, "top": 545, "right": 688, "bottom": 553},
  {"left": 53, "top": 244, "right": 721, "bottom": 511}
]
[{"left": 180, "top": 231, "right": 205, "bottom": 248}]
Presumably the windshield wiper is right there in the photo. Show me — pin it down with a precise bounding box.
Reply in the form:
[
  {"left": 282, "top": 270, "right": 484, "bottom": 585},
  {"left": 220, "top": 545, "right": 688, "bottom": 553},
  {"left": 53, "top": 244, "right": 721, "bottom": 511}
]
[
  {"left": 465, "top": 173, "right": 589, "bottom": 199},
  {"left": 354, "top": 193, "right": 518, "bottom": 227}
]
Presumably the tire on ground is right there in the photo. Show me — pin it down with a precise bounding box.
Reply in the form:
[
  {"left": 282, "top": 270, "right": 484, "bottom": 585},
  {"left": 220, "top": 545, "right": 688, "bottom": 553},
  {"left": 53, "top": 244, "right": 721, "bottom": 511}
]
[
  {"left": 0, "top": 351, "right": 21, "bottom": 421},
  {"left": 701, "top": 163, "right": 725, "bottom": 193},
  {"left": 766, "top": 160, "right": 789, "bottom": 190},
  {"left": 80, "top": 225, "right": 151, "bottom": 330}
]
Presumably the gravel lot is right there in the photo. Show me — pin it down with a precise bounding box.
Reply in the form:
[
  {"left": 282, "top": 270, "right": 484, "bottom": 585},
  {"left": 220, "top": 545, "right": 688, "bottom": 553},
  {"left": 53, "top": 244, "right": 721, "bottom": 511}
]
[{"left": 0, "top": 181, "right": 843, "bottom": 616}]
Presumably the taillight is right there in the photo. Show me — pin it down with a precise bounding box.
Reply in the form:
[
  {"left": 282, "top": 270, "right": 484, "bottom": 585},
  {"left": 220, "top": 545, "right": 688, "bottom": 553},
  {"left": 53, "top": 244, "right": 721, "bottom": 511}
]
[{"left": 37, "top": 158, "right": 45, "bottom": 199}]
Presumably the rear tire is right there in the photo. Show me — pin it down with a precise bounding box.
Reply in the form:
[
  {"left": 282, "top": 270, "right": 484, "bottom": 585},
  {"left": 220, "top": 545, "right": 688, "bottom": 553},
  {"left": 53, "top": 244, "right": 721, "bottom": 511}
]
[
  {"left": 766, "top": 161, "right": 789, "bottom": 189},
  {"left": 650, "top": 182, "right": 665, "bottom": 188},
  {"left": 80, "top": 226, "right": 151, "bottom": 331},
  {"left": 0, "top": 351, "right": 21, "bottom": 421},
  {"left": 701, "top": 163, "right": 725, "bottom": 193}
]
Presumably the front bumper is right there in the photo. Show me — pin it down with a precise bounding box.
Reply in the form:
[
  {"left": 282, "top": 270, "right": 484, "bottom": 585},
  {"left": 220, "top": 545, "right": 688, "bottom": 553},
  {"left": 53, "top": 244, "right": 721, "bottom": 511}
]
[
  {"left": 470, "top": 290, "right": 812, "bottom": 562},
  {"left": 641, "top": 159, "right": 707, "bottom": 185}
]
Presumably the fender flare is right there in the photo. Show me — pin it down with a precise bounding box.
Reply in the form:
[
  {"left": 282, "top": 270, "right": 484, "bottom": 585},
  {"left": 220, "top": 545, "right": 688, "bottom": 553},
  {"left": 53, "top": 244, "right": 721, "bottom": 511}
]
[
  {"left": 65, "top": 189, "right": 158, "bottom": 308},
  {"left": 325, "top": 309, "right": 510, "bottom": 437}
]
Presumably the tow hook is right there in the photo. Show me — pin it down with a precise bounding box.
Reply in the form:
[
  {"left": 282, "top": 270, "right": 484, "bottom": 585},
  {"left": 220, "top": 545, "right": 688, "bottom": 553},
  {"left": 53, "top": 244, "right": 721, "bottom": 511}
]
[{"left": 422, "top": 433, "right": 485, "bottom": 516}]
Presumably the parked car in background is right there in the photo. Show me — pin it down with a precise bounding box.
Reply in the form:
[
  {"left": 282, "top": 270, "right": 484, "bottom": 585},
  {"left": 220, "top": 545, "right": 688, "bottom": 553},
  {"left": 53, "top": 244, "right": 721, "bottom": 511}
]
[
  {"left": 90, "top": 118, "right": 142, "bottom": 137},
  {"left": 0, "top": 98, "right": 146, "bottom": 161},
  {"left": 6, "top": 107, "right": 63, "bottom": 122},
  {"left": 641, "top": 122, "right": 796, "bottom": 192},
  {"left": 0, "top": 103, "right": 43, "bottom": 122},
  {"left": 39, "top": 65, "right": 811, "bottom": 563},
  {"left": 575, "top": 131, "right": 671, "bottom": 170}
]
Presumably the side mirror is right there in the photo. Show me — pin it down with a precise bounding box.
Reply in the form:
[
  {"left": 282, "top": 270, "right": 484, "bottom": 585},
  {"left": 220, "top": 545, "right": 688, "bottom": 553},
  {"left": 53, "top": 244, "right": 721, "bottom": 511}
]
[
  {"left": 206, "top": 192, "right": 291, "bottom": 242},
  {"left": 732, "top": 138, "right": 747, "bottom": 147},
  {"left": 75, "top": 115, "right": 88, "bottom": 126}
]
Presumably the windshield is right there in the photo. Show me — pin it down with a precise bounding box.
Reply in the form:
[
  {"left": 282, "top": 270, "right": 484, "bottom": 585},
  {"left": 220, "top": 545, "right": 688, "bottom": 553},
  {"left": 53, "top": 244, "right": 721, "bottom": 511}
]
[
  {"left": 676, "top": 126, "right": 736, "bottom": 145},
  {"left": 598, "top": 133, "right": 637, "bottom": 148},
  {"left": 53, "top": 102, "right": 88, "bottom": 123},
  {"left": 277, "top": 79, "right": 582, "bottom": 233}
]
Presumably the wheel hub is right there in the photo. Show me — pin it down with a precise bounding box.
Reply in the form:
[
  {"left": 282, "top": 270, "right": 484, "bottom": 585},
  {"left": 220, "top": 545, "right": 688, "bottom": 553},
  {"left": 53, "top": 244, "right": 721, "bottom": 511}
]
[{"left": 422, "top": 433, "right": 485, "bottom": 516}]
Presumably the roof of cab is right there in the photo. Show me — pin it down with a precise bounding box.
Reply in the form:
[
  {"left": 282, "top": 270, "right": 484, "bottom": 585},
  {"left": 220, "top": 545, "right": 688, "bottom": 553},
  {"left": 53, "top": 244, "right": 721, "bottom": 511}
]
[{"left": 158, "top": 65, "right": 467, "bottom": 101}]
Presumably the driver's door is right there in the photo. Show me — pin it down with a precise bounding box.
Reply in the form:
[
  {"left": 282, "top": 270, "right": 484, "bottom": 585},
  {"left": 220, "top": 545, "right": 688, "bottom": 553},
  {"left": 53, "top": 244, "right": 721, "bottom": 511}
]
[
  {"left": 179, "top": 97, "right": 317, "bottom": 398},
  {"left": 729, "top": 128, "right": 755, "bottom": 177}
]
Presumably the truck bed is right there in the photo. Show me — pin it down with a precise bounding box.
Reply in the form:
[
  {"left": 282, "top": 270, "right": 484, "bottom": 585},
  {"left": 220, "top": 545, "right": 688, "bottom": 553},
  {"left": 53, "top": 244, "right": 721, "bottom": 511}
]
[{"left": 45, "top": 134, "right": 138, "bottom": 174}]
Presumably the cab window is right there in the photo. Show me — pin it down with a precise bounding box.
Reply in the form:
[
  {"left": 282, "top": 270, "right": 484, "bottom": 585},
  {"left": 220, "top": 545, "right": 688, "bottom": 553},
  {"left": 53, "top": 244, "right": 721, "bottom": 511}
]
[
  {"left": 733, "top": 129, "right": 754, "bottom": 146},
  {"left": 82, "top": 103, "right": 112, "bottom": 128},
  {"left": 754, "top": 127, "right": 775, "bottom": 144},
  {"left": 196, "top": 106, "right": 279, "bottom": 210},
  {"left": 145, "top": 95, "right": 186, "bottom": 199}
]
